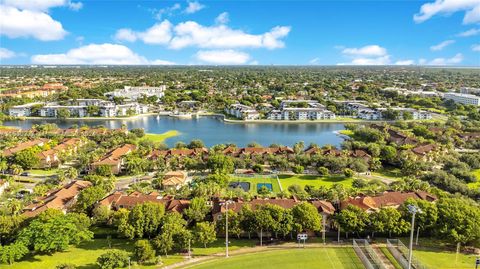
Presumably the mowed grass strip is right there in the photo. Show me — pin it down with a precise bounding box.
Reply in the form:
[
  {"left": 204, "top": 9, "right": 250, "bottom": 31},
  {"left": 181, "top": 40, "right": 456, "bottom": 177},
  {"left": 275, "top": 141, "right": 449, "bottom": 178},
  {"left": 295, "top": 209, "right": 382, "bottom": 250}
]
[
  {"left": 414, "top": 249, "right": 478, "bottom": 269},
  {"left": 278, "top": 174, "right": 354, "bottom": 189},
  {"left": 185, "top": 247, "right": 364, "bottom": 269},
  {"left": 141, "top": 130, "right": 180, "bottom": 143}
]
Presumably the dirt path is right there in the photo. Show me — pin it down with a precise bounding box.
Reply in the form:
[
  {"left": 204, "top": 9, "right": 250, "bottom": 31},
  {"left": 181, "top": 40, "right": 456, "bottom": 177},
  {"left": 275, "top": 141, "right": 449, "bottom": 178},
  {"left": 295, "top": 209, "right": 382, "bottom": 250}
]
[{"left": 371, "top": 245, "right": 395, "bottom": 269}]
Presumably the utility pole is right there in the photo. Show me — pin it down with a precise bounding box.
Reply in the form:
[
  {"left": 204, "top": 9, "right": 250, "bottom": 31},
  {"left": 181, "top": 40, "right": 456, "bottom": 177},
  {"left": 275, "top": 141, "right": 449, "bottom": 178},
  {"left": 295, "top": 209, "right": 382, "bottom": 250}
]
[
  {"left": 322, "top": 213, "right": 326, "bottom": 245},
  {"left": 407, "top": 205, "right": 421, "bottom": 269}
]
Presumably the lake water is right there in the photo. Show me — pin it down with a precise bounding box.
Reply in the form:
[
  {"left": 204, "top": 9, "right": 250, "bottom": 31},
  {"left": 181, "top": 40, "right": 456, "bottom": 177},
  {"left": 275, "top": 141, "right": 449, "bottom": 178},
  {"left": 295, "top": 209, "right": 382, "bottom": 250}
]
[{"left": 3, "top": 115, "right": 345, "bottom": 147}]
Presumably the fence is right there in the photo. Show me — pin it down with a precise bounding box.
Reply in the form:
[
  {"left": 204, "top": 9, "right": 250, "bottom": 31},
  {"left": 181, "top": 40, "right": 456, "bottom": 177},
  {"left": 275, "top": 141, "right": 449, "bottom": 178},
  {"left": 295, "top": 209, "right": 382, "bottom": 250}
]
[
  {"left": 353, "top": 239, "right": 386, "bottom": 269},
  {"left": 386, "top": 239, "right": 428, "bottom": 269}
]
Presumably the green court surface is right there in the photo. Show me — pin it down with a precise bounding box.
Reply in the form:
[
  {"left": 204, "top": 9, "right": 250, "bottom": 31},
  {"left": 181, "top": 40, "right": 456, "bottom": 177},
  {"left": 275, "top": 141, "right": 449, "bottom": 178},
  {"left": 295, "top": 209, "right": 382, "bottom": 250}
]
[
  {"left": 230, "top": 176, "right": 282, "bottom": 194},
  {"left": 185, "top": 247, "right": 364, "bottom": 269}
]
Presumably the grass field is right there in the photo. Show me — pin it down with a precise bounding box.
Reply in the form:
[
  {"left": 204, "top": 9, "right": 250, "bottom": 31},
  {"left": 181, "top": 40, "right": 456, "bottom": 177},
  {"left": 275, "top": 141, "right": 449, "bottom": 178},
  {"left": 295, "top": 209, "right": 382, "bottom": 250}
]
[
  {"left": 414, "top": 249, "right": 479, "bottom": 269},
  {"left": 230, "top": 176, "right": 282, "bottom": 194},
  {"left": 24, "top": 169, "right": 60, "bottom": 176},
  {"left": 140, "top": 130, "right": 180, "bottom": 143},
  {"left": 467, "top": 169, "right": 480, "bottom": 190},
  {"left": 184, "top": 247, "right": 364, "bottom": 269},
  {"left": 278, "top": 174, "right": 354, "bottom": 189}
]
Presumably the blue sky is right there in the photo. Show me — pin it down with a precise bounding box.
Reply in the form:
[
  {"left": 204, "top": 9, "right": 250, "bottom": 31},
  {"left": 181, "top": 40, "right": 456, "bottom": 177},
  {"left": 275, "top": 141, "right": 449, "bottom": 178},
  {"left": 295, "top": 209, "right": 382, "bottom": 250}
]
[{"left": 0, "top": 0, "right": 479, "bottom": 66}]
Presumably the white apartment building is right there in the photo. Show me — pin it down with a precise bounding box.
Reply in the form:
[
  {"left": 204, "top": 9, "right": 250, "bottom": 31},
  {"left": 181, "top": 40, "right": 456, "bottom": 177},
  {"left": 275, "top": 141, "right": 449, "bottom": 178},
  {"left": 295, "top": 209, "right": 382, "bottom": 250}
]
[
  {"left": 225, "top": 104, "right": 260, "bottom": 120},
  {"left": 38, "top": 99, "right": 149, "bottom": 118},
  {"left": 444, "top": 92, "right": 480, "bottom": 106},
  {"left": 279, "top": 100, "right": 322, "bottom": 109},
  {"left": 8, "top": 102, "right": 43, "bottom": 117},
  {"left": 106, "top": 86, "right": 166, "bottom": 101},
  {"left": 267, "top": 107, "right": 335, "bottom": 120}
]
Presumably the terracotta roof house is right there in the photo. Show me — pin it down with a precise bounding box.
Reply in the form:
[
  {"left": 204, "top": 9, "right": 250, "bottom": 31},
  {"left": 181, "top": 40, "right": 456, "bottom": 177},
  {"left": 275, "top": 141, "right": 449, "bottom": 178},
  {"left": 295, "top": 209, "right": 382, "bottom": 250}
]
[
  {"left": 212, "top": 198, "right": 300, "bottom": 220},
  {"left": 90, "top": 144, "right": 136, "bottom": 175},
  {"left": 350, "top": 149, "right": 372, "bottom": 162},
  {"left": 458, "top": 132, "right": 480, "bottom": 141},
  {"left": 98, "top": 192, "right": 190, "bottom": 213},
  {"left": 37, "top": 149, "right": 59, "bottom": 168},
  {"left": 3, "top": 138, "right": 49, "bottom": 156},
  {"left": 340, "top": 191, "right": 437, "bottom": 213},
  {"left": 23, "top": 180, "right": 92, "bottom": 217},
  {"left": 386, "top": 129, "right": 418, "bottom": 146},
  {"left": 162, "top": 171, "right": 189, "bottom": 189}
]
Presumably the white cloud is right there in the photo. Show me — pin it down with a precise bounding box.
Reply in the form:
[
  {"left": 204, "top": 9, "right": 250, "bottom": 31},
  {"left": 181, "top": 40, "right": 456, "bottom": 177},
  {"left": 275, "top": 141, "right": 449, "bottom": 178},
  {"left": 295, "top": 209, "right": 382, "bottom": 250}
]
[
  {"left": 419, "top": 58, "right": 428, "bottom": 65},
  {"left": 472, "top": 44, "right": 480, "bottom": 51},
  {"left": 395, "top": 60, "right": 416, "bottom": 65},
  {"left": 414, "top": 0, "right": 480, "bottom": 24},
  {"left": 430, "top": 40, "right": 455, "bottom": 51},
  {"left": 68, "top": 1, "right": 82, "bottom": 11},
  {"left": 118, "top": 20, "right": 291, "bottom": 50},
  {"left": 153, "top": 3, "right": 181, "bottom": 20},
  {"left": 184, "top": 1, "right": 204, "bottom": 14},
  {"left": 0, "top": 5, "right": 68, "bottom": 41},
  {"left": 195, "top": 50, "right": 250, "bottom": 65},
  {"left": 115, "top": 20, "right": 173, "bottom": 45},
  {"left": 215, "top": 12, "right": 229, "bottom": 24},
  {"left": 342, "top": 45, "right": 387, "bottom": 57},
  {"left": 339, "top": 45, "right": 390, "bottom": 65},
  {"left": 0, "top": 48, "right": 16, "bottom": 59},
  {"left": 427, "top": 53, "right": 463, "bottom": 65},
  {"left": 2, "top": 0, "right": 82, "bottom": 11},
  {"left": 170, "top": 22, "right": 290, "bottom": 49},
  {"left": 31, "top": 43, "right": 175, "bottom": 65},
  {"left": 457, "top": 28, "right": 480, "bottom": 37},
  {"left": 309, "top": 58, "right": 320, "bottom": 64}
]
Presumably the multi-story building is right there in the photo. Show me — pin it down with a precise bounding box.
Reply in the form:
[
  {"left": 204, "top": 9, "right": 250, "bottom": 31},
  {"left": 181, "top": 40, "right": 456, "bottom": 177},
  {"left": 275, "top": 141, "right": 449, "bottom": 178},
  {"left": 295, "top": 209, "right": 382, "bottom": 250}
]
[
  {"left": 105, "top": 86, "right": 166, "bottom": 101},
  {"left": 8, "top": 102, "right": 43, "bottom": 117},
  {"left": 225, "top": 104, "right": 260, "bottom": 120},
  {"left": 444, "top": 92, "right": 480, "bottom": 106},
  {"left": 271, "top": 107, "right": 335, "bottom": 120},
  {"left": 38, "top": 99, "right": 149, "bottom": 118}
]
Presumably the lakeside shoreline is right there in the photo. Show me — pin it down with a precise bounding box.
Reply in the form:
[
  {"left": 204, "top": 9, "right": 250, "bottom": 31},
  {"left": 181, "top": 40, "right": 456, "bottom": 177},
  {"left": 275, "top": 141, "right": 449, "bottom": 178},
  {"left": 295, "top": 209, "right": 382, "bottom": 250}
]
[{"left": 8, "top": 112, "right": 444, "bottom": 125}]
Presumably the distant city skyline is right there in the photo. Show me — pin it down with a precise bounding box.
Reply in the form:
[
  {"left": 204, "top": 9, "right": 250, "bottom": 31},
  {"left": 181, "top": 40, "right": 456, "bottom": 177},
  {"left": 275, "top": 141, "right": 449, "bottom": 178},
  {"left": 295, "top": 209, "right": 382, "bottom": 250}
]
[{"left": 0, "top": 0, "right": 479, "bottom": 66}]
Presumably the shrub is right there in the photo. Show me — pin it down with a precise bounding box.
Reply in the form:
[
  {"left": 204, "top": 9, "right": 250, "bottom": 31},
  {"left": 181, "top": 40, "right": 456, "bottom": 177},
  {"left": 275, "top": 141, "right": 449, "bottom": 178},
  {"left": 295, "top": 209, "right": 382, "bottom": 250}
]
[
  {"left": 133, "top": 240, "right": 155, "bottom": 264},
  {"left": 344, "top": 168, "right": 354, "bottom": 178},
  {"left": 317, "top": 167, "right": 329, "bottom": 176},
  {"left": 97, "top": 250, "right": 130, "bottom": 269},
  {"left": 292, "top": 165, "right": 304, "bottom": 174},
  {"left": 56, "top": 264, "right": 76, "bottom": 269}
]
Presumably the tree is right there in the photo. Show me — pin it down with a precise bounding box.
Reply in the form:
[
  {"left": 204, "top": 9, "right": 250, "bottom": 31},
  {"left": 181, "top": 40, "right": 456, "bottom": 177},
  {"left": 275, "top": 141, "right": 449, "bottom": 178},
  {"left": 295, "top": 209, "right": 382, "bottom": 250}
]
[
  {"left": 13, "top": 148, "right": 40, "bottom": 169},
  {"left": 370, "top": 208, "right": 409, "bottom": 237},
  {"left": 124, "top": 155, "right": 149, "bottom": 175},
  {"left": 254, "top": 207, "right": 276, "bottom": 245},
  {"left": 75, "top": 186, "right": 107, "bottom": 213},
  {"left": 400, "top": 198, "right": 438, "bottom": 243},
  {"left": 335, "top": 205, "right": 368, "bottom": 238},
  {"left": 188, "top": 139, "right": 205, "bottom": 149},
  {"left": 57, "top": 108, "right": 71, "bottom": 119},
  {"left": 317, "top": 167, "right": 329, "bottom": 176},
  {"left": 152, "top": 212, "right": 189, "bottom": 255},
  {"left": 97, "top": 250, "right": 130, "bottom": 269},
  {"left": 0, "top": 242, "right": 28, "bottom": 265},
  {"left": 95, "top": 165, "right": 113, "bottom": 177},
  {"left": 207, "top": 153, "right": 234, "bottom": 174},
  {"left": 343, "top": 168, "right": 354, "bottom": 178},
  {"left": 0, "top": 215, "right": 26, "bottom": 245},
  {"left": 92, "top": 205, "right": 111, "bottom": 225},
  {"left": 18, "top": 210, "right": 93, "bottom": 253},
  {"left": 291, "top": 202, "right": 322, "bottom": 233},
  {"left": 436, "top": 198, "right": 480, "bottom": 251},
  {"left": 292, "top": 165, "right": 304, "bottom": 174},
  {"left": 239, "top": 205, "right": 256, "bottom": 239},
  {"left": 194, "top": 222, "right": 216, "bottom": 248},
  {"left": 118, "top": 202, "right": 165, "bottom": 239},
  {"left": 65, "top": 167, "right": 78, "bottom": 180},
  {"left": 86, "top": 105, "right": 100, "bottom": 116},
  {"left": 216, "top": 210, "right": 242, "bottom": 239},
  {"left": 133, "top": 240, "right": 156, "bottom": 264},
  {"left": 183, "top": 197, "right": 210, "bottom": 224}
]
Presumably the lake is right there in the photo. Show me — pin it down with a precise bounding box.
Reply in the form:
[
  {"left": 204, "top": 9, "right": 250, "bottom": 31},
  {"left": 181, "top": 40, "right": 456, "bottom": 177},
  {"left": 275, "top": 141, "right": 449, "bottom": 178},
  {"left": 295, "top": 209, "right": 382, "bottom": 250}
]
[{"left": 3, "top": 115, "right": 346, "bottom": 147}]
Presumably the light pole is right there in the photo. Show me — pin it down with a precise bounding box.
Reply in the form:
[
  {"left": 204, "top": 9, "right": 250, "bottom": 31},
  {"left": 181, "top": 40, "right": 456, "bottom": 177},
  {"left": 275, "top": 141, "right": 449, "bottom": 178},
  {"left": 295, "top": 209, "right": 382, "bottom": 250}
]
[
  {"left": 220, "top": 200, "right": 233, "bottom": 258},
  {"left": 407, "top": 205, "right": 421, "bottom": 269}
]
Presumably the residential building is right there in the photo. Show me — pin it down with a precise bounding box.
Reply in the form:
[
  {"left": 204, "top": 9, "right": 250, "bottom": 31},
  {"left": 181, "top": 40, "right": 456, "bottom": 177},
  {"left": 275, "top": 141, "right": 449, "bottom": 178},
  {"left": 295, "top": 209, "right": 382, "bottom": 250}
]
[
  {"left": 105, "top": 85, "right": 166, "bottom": 101},
  {"left": 225, "top": 104, "right": 260, "bottom": 120},
  {"left": 162, "top": 171, "right": 190, "bottom": 190},
  {"left": 98, "top": 191, "right": 190, "bottom": 213},
  {"left": 2, "top": 138, "right": 49, "bottom": 157},
  {"left": 8, "top": 102, "right": 43, "bottom": 117},
  {"left": 23, "top": 180, "right": 92, "bottom": 217},
  {"left": 340, "top": 191, "right": 437, "bottom": 213},
  {"left": 38, "top": 99, "right": 149, "bottom": 118},
  {"left": 90, "top": 144, "right": 136, "bottom": 174},
  {"left": 444, "top": 92, "right": 480, "bottom": 106}
]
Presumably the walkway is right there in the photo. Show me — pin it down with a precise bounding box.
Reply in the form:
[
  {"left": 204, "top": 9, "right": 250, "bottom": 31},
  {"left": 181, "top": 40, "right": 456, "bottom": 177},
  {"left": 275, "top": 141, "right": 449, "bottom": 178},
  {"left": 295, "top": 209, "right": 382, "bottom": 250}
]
[{"left": 371, "top": 244, "right": 396, "bottom": 269}]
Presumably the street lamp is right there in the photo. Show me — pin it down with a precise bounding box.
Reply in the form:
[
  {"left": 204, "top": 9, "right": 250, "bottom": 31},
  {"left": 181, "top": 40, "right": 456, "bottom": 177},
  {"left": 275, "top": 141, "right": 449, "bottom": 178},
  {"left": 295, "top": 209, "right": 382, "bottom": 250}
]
[
  {"left": 407, "top": 205, "right": 422, "bottom": 269},
  {"left": 220, "top": 200, "right": 234, "bottom": 258}
]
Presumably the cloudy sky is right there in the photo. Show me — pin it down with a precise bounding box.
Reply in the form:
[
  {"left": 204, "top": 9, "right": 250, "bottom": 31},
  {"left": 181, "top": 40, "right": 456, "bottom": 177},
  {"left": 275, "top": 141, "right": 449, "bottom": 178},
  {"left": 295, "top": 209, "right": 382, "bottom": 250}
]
[{"left": 0, "top": 0, "right": 479, "bottom": 66}]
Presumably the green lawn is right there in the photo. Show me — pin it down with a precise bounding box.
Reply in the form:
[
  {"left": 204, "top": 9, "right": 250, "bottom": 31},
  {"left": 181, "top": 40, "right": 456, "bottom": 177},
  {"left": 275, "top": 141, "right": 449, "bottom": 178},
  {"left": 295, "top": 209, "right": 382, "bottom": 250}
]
[
  {"left": 467, "top": 169, "right": 480, "bottom": 190},
  {"left": 191, "top": 239, "right": 255, "bottom": 256},
  {"left": 380, "top": 247, "right": 402, "bottom": 269},
  {"left": 0, "top": 238, "right": 181, "bottom": 269},
  {"left": 230, "top": 176, "right": 282, "bottom": 194},
  {"left": 371, "top": 167, "right": 403, "bottom": 179},
  {"left": 184, "top": 247, "right": 364, "bottom": 269},
  {"left": 24, "top": 169, "right": 60, "bottom": 176},
  {"left": 414, "top": 249, "right": 479, "bottom": 269},
  {"left": 140, "top": 130, "right": 180, "bottom": 143},
  {"left": 278, "top": 174, "right": 354, "bottom": 189}
]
